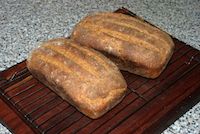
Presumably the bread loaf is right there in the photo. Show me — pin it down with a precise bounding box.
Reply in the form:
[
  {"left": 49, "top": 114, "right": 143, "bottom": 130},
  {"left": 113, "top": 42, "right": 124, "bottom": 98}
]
[
  {"left": 27, "top": 38, "right": 127, "bottom": 119},
  {"left": 71, "top": 12, "right": 175, "bottom": 78}
]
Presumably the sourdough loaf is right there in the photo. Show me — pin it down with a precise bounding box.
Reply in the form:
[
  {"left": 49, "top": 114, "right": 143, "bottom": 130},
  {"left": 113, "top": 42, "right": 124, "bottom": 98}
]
[
  {"left": 71, "top": 12, "right": 175, "bottom": 78},
  {"left": 27, "top": 38, "right": 127, "bottom": 119}
]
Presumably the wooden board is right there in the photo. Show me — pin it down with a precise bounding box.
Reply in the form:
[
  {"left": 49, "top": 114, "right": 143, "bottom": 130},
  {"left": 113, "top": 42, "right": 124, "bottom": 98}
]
[{"left": 0, "top": 7, "right": 200, "bottom": 134}]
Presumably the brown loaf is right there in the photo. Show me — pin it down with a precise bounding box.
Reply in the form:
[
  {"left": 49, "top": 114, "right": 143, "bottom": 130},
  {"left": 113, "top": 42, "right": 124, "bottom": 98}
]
[
  {"left": 71, "top": 12, "right": 175, "bottom": 78},
  {"left": 27, "top": 38, "right": 127, "bottom": 119}
]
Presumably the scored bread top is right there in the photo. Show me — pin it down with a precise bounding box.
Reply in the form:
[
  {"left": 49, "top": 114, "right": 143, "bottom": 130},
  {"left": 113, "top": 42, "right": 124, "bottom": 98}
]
[
  {"left": 27, "top": 38, "right": 127, "bottom": 118},
  {"left": 71, "top": 12, "right": 175, "bottom": 70}
]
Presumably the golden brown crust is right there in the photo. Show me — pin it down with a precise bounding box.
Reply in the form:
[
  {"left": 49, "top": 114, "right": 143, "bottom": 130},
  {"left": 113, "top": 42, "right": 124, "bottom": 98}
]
[
  {"left": 71, "top": 12, "right": 175, "bottom": 78},
  {"left": 27, "top": 38, "right": 127, "bottom": 119}
]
